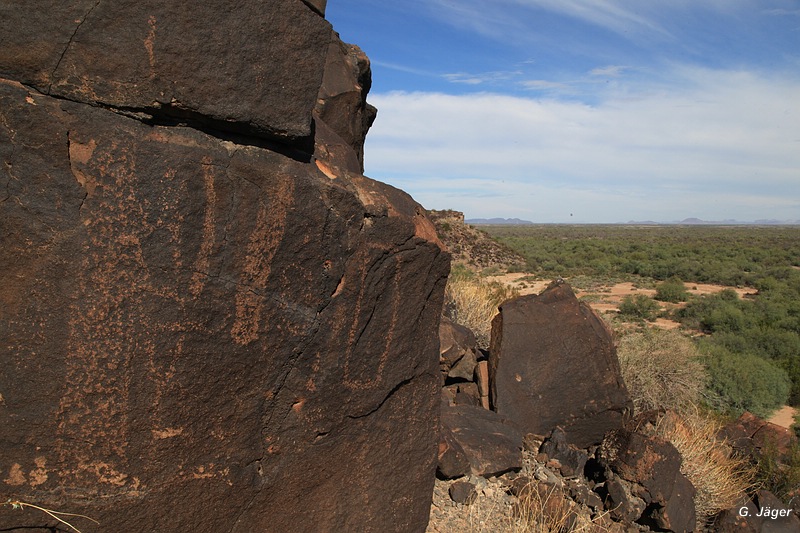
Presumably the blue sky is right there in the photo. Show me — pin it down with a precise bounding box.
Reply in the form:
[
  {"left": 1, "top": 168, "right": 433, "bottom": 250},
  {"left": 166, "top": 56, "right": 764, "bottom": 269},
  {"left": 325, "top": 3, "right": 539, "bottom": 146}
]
[{"left": 326, "top": 1, "right": 800, "bottom": 223}]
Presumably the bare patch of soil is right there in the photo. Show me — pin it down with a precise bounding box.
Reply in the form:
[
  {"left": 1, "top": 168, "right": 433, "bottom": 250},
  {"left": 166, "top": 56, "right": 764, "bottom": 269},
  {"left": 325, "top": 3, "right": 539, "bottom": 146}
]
[
  {"left": 685, "top": 283, "right": 756, "bottom": 298},
  {"left": 484, "top": 276, "right": 756, "bottom": 331},
  {"left": 768, "top": 405, "right": 798, "bottom": 429}
]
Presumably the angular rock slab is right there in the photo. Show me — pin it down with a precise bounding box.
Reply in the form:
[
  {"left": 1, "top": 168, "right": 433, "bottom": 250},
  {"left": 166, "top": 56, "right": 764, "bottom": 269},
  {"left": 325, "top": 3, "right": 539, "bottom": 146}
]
[
  {"left": 488, "top": 281, "right": 632, "bottom": 447},
  {"left": 719, "top": 411, "right": 799, "bottom": 461},
  {"left": 0, "top": 0, "right": 332, "bottom": 143},
  {"left": 439, "top": 316, "right": 479, "bottom": 379},
  {"left": 598, "top": 429, "right": 696, "bottom": 520},
  {"left": 539, "top": 427, "right": 589, "bottom": 477},
  {"left": 603, "top": 477, "right": 647, "bottom": 523},
  {"left": 440, "top": 404, "right": 523, "bottom": 478},
  {"left": 314, "top": 35, "right": 377, "bottom": 172},
  {"left": 0, "top": 75, "right": 448, "bottom": 531},
  {"left": 648, "top": 472, "right": 697, "bottom": 533},
  {"left": 714, "top": 496, "right": 761, "bottom": 533}
]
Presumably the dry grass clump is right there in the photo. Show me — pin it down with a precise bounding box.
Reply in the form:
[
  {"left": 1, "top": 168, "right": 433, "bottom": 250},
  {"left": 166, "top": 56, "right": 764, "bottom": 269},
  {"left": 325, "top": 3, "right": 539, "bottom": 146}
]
[
  {"left": 462, "top": 484, "right": 516, "bottom": 533},
  {"left": 445, "top": 265, "right": 518, "bottom": 347},
  {"left": 510, "top": 482, "right": 610, "bottom": 533},
  {"left": 616, "top": 328, "right": 708, "bottom": 414},
  {"left": 653, "top": 411, "right": 755, "bottom": 520}
]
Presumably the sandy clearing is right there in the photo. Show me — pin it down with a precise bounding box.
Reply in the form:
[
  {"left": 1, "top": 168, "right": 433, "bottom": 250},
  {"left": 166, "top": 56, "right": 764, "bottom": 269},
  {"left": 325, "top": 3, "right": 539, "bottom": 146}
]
[
  {"left": 685, "top": 283, "right": 756, "bottom": 298},
  {"left": 483, "top": 273, "right": 551, "bottom": 296},
  {"left": 484, "top": 275, "right": 754, "bottom": 331},
  {"left": 768, "top": 405, "right": 797, "bottom": 429}
]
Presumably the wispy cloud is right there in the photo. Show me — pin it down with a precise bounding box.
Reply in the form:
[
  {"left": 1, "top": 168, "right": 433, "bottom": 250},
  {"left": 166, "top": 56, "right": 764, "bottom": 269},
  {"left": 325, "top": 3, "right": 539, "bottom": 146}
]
[
  {"left": 443, "top": 70, "right": 523, "bottom": 85},
  {"left": 513, "top": 0, "right": 672, "bottom": 38},
  {"left": 520, "top": 79, "right": 572, "bottom": 91},
  {"left": 371, "top": 60, "right": 437, "bottom": 77},
  {"left": 364, "top": 66, "right": 800, "bottom": 222},
  {"left": 763, "top": 8, "right": 800, "bottom": 16},
  {"left": 428, "top": 0, "right": 675, "bottom": 43},
  {"left": 590, "top": 65, "right": 629, "bottom": 77}
]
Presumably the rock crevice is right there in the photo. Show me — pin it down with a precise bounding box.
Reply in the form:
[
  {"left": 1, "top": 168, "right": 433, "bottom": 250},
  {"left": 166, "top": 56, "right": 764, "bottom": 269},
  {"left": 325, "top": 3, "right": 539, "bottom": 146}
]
[{"left": 49, "top": 0, "right": 101, "bottom": 89}]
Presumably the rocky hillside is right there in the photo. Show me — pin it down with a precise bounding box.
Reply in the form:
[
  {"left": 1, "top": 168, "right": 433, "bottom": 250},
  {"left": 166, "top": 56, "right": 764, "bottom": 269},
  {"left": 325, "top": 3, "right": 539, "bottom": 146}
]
[
  {"left": 432, "top": 281, "right": 800, "bottom": 532},
  {"left": 0, "top": 2, "right": 448, "bottom": 532},
  {"left": 429, "top": 210, "right": 527, "bottom": 271}
]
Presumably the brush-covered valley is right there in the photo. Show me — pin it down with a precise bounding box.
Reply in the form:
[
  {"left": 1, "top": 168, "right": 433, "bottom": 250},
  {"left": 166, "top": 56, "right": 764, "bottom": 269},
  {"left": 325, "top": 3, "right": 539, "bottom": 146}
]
[{"left": 426, "top": 210, "right": 799, "bottom": 532}]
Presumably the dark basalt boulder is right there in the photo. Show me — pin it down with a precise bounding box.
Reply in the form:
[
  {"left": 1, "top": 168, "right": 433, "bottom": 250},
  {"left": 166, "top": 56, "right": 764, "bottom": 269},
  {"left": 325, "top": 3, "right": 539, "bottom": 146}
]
[
  {"left": 602, "top": 477, "right": 647, "bottom": 523},
  {"left": 754, "top": 490, "right": 800, "bottom": 533},
  {"left": 488, "top": 280, "right": 632, "bottom": 448},
  {"left": 0, "top": 0, "right": 332, "bottom": 144},
  {"left": 439, "top": 316, "right": 479, "bottom": 378},
  {"left": 0, "top": 2, "right": 449, "bottom": 532},
  {"left": 647, "top": 472, "right": 697, "bottom": 533},
  {"left": 599, "top": 429, "right": 683, "bottom": 505},
  {"left": 437, "top": 421, "right": 472, "bottom": 480},
  {"left": 598, "top": 428, "right": 696, "bottom": 531},
  {"left": 715, "top": 490, "right": 800, "bottom": 533},
  {"left": 714, "top": 496, "right": 761, "bottom": 533},
  {"left": 314, "top": 34, "right": 377, "bottom": 173},
  {"left": 719, "top": 411, "right": 799, "bottom": 462},
  {"left": 448, "top": 481, "right": 478, "bottom": 505},
  {"left": 439, "top": 404, "right": 523, "bottom": 478},
  {"left": 539, "top": 427, "right": 589, "bottom": 477}
]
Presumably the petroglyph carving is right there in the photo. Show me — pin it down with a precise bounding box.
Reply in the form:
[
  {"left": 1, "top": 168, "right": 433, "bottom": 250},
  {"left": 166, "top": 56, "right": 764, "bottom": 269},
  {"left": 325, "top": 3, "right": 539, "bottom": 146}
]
[
  {"left": 315, "top": 243, "right": 403, "bottom": 390},
  {"left": 67, "top": 134, "right": 98, "bottom": 196},
  {"left": 231, "top": 177, "right": 294, "bottom": 345},
  {"left": 144, "top": 15, "right": 157, "bottom": 79},
  {"left": 190, "top": 157, "right": 217, "bottom": 297}
]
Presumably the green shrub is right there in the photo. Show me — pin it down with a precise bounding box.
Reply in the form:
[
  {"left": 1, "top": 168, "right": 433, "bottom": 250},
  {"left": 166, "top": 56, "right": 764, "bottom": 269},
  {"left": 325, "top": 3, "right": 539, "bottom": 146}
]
[
  {"left": 701, "top": 304, "right": 747, "bottom": 333},
  {"left": 655, "top": 277, "right": 689, "bottom": 303},
  {"left": 795, "top": 412, "right": 800, "bottom": 440},
  {"left": 703, "top": 345, "right": 791, "bottom": 418},
  {"left": 618, "top": 294, "right": 660, "bottom": 322}
]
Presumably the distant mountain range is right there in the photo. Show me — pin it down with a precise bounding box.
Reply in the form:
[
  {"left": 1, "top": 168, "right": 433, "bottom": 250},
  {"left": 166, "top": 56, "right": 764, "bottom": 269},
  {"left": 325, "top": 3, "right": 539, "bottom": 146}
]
[
  {"left": 465, "top": 217, "right": 534, "bottom": 225},
  {"left": 465, "top": 217, "right": 800, "bottom": 225},
  {"left": 625, "top": 218, "right": 800, "bottom": 226}
]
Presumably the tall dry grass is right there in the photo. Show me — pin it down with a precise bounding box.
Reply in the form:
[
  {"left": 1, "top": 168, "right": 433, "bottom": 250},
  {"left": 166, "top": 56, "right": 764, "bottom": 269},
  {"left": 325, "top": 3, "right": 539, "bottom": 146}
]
[
  {"left": 509, "top": 482, "right": 611, "bottom": 533},
  {"left": 616, "top": 328, "right": 708, "bottom": 414},
  {"left": 654, "top": 411, "right": 755, "bottom": 520},
  {"left": 444, "top": 265, "right": 518, "bottom": 347}
]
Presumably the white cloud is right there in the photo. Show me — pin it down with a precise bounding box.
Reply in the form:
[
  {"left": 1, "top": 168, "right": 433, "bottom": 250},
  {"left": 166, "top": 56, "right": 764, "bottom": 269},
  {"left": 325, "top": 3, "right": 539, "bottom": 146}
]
[{"left": 363, "top": 67, "right": 800, "bottom": 222}]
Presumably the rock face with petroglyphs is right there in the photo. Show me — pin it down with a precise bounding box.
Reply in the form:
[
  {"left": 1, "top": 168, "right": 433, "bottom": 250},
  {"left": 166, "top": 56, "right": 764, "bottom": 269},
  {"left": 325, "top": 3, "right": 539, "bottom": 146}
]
[{"left": 0, "top": 2, "right": 448, "bottom": 532}]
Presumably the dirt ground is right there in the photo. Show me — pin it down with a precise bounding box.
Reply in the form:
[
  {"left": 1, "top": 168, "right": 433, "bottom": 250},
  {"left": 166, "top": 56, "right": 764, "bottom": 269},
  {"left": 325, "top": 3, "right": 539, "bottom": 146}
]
[{"left": 768, "top": 405, "right": 798, "bottom": 429}]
